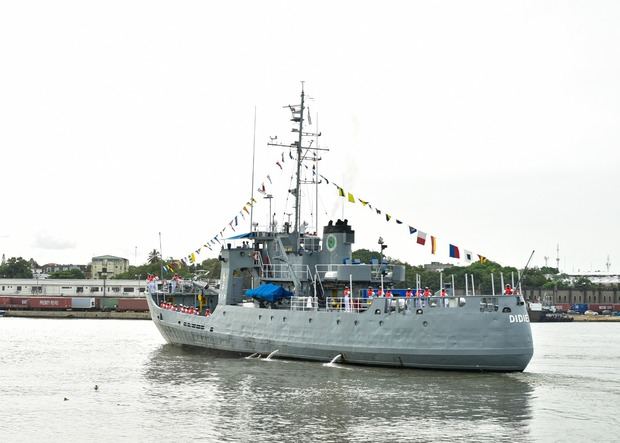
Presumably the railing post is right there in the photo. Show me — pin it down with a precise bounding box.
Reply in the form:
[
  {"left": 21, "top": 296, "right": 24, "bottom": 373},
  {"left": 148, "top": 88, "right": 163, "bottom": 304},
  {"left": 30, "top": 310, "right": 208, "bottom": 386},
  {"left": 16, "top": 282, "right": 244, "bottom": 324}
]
[
  {"left": 491, "top": 273, "right": 495, "bottom": 296},
  {"left": 465, "top": 273, "right": 469, "bottom": 296}
]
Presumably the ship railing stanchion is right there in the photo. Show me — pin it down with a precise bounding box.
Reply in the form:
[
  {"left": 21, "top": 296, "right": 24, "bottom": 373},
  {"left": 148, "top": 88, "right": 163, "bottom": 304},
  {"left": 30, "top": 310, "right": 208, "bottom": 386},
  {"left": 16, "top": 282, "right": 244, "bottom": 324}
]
[
  {"left": 465, "top": 273, "right": 469, "bottom": 296},
  {"left": 471, "top": 274, "right": 476, "bottom": 296},
  {"left": 451, "top": 274, "right": 455, "bottom": 299},
  {"left": 500, "top": 273, "right": 505, "bottom": 296},
  {"left": 491, "top": 273, "right": 495, "bottom": 296}
]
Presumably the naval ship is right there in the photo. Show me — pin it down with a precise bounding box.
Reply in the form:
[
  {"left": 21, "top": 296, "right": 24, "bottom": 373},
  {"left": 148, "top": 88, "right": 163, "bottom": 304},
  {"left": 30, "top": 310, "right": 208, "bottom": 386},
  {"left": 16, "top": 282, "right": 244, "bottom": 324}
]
[{"left": 147, "top": 87, "right": 534, "bottom": 371}]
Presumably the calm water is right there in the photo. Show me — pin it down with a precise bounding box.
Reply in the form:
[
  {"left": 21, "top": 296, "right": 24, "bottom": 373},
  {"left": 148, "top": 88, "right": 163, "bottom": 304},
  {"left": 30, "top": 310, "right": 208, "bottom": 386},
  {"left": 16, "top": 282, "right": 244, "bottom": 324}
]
[{"left": 0, "top": 319, "right": 618, "bottom": 442}]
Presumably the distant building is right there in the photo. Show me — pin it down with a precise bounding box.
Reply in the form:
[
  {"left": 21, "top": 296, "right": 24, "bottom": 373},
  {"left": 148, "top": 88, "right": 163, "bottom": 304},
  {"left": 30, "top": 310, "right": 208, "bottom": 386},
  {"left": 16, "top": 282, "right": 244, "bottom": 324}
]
[
  {"left": 565, "top": 272, "right": 620, "bottom": 286},
  {"left": 90, "top": 255, "right": 129, "bottom": 278}
]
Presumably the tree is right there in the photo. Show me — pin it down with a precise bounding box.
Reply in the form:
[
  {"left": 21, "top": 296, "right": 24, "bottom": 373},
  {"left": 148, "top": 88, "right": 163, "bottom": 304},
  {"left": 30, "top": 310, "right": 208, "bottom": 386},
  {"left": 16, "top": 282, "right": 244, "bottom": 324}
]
[
  {"left": 352, "top": 249, "right": 383, "bottom": 264},
  {"left": 572, "top": 276, "right": 594, "bottom": 290},
  {"left": 199, "top": 258, "right": 221, "bottom": 278},
  {"left": 0, "top": 257, "right": 34, "bottom": 278},
  {"left": 49, "top": 269, "right": 86, "bottom": 279},
  {"left": 147, "top": 249, "right": 161, "bottom": 264}
]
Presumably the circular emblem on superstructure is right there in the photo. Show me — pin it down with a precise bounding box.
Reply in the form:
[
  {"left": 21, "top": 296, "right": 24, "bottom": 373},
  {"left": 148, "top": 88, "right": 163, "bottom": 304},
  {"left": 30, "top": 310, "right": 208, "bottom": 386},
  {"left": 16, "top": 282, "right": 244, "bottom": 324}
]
[{"left": 326, "top": 234, "right": 337, "bottom": 252}]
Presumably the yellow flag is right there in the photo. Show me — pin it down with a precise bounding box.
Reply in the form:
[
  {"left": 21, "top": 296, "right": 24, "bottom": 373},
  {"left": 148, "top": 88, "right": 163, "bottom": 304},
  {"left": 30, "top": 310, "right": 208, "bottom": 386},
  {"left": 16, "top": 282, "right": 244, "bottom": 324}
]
[
  {"left": 338, "top": 187, "right": 345, "bottom": 197},
  {"left": 359, "top": 199, "right": 368, "bottom": 206},
  {"left": 190, "top": 252, "right": 197, "bottom": 263},
  {"left": 347, "top": 192, "right": 355, "bottom": 203}
]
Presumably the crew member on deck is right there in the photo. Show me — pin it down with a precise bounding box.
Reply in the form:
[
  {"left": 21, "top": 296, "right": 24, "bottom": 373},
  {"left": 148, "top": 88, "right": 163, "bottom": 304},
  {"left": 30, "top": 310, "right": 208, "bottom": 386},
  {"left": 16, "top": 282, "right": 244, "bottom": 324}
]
[
  {"left": 343, "top": 286, "right": 351, "bottom": 312},
  {"left": 405, "top": 288, "right": 413, "bottom": 298},
  {"left": 377, "top": 287, "right": 384, "bottom": 298},
  {"left": 423, "top": 287, "right": 432, "bottom": 298},
  {"left": 504, "top": 284, "right": 513, "bottom": 295},
  {"left": 367, "top": 286, "right": 375, "bottom": 299},
  {"left": 385, "top": 288, "right": 393, "bottom": 298},
  {"left": 440, "top": 288, "right": 447, "bottom": 297}
]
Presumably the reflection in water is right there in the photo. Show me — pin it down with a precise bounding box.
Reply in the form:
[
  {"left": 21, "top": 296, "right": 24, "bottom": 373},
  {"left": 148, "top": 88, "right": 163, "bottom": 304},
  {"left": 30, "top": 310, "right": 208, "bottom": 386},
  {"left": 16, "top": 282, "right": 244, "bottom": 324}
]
[{"left": 143, "top": 345, "right": 534, "bottom": 442}]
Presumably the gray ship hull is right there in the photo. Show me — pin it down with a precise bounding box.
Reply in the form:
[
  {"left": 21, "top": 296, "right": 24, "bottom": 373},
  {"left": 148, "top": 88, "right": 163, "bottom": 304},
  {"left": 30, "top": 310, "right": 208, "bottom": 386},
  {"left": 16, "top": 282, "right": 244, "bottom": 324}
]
[{"left": 147, "top": 295, "right": 533, "bottom": 371}]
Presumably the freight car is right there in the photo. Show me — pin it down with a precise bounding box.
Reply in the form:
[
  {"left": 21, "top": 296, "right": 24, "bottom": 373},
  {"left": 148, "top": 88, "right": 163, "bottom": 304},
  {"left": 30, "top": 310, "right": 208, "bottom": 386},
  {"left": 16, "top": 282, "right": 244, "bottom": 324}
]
[{"left": 0, "top": 296, "right": 149, "bottom": 312}]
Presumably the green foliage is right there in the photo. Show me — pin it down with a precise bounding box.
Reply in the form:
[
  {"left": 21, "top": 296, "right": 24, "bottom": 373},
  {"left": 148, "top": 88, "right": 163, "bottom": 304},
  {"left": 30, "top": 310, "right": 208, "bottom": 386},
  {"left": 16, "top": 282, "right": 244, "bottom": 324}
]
[
  {"left": 352, "top": 249, "right": 383, "bottom": 264},
  {"left": 199, "top": 258, "right": 221, "bottom": 279},
  {"left": 0, "top": 257, "right": 34, "bottom": 278},
  {"left": 49, "top": 269, "right": 85, "bottom": 279},
  {"left": 147, "top": 249, "right": 161, "bottom": 264},
  {"left": 572, "top": 276, "right": 594, "bottom": 290}
]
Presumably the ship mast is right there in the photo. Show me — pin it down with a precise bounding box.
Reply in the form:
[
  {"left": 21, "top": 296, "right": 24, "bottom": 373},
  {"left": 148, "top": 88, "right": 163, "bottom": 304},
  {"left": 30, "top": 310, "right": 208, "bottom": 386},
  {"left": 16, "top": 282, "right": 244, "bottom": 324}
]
[
  {"left": 294, "top": 85, "right": 305, "bottom": 233},
  {"left": 268, "top": 83, "right": 328, "bottom": 243}
]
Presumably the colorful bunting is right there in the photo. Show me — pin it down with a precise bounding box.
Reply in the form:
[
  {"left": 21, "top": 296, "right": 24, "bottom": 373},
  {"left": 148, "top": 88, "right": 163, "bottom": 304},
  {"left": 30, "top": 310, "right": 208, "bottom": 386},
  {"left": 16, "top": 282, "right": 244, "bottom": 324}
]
[
  {"left": 385, "top": 214, "right": 391, "bottom": 222},
  {"left": 338, "top": 187, "right": 345, "bottom": 197},
  {"left": 464, "top": 250, "right": 472, "bottom": 262},
  {"left": 409, "top": 226, "right": 417, "bottom": 234},
  {"left": 359, "top": 198, "right": 369, "bottom": 206},
  {"left": 449, "top": 244, "right": 460, "bottom": 259},
  {"left": 478, "top": 254, "right": 488, "bottom": 264},
  {"left": 431, "top": 236, "right": 436, "bottom": 254},
  {"left": 347, "top": 192, "right": 355, "bottom": 203},
  {"left": 417, "top": 231, "right": 427, "bottom": 245}
]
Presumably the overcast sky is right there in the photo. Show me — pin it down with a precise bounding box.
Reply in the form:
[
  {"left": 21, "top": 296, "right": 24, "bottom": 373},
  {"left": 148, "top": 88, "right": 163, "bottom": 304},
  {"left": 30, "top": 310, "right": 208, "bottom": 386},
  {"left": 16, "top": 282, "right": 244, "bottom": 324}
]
[{"left": 1, "top": 1, "right": 618, "bottom": 273}]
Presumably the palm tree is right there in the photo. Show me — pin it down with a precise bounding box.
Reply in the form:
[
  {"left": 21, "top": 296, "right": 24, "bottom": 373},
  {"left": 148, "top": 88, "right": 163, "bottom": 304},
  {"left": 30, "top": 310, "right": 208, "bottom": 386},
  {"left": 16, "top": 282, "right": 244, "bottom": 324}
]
[{"left": 147, "top": 249, "right": 161, "bottom": 264}]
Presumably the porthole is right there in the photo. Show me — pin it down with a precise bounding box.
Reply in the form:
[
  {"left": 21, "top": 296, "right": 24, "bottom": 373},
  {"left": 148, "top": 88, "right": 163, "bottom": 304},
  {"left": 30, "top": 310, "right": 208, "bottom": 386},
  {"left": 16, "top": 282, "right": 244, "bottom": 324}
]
[
  {"left": 416, "top": 309, "right": 423, "bottom": 315},
  {"left": 308, "top": 318, "right": 312, "bottom": 323},
  {"left": 283, "top": 317, "right": 287, "bottom": 322},
  {"left": 354, "top": 320, "right": 358, "bottom": 326},
  {"left": 423, "top": 321, "right": 428, "bottom": 327},
  {"left": 379, "top": 320, "right": 383, "bottom": 326},
  {"left": 270, "top": 316, "right": 274, "bottom": 321},
  {"left": 336, "top": 319, "right": 340, "bottom": 325},
  {"left": 258, "top": 315, "right": 262, "bottom": 320}
]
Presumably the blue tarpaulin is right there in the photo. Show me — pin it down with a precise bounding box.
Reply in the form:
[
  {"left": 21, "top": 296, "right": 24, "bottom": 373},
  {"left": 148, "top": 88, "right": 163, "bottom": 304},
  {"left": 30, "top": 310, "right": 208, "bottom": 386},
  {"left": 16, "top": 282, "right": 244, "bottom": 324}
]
[{"left": 245, "top": 283, "right": 293, "bottom": 303}]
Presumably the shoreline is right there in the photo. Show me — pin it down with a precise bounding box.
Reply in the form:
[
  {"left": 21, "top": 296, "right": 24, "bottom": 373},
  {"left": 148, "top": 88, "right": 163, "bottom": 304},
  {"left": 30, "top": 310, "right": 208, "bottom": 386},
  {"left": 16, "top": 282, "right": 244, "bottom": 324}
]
[
  {"left": 570, "top": 315, "right": 620, "bottom": 322},
  {"left": 1, "top": 310, "right": 151, "bottom": 320}
]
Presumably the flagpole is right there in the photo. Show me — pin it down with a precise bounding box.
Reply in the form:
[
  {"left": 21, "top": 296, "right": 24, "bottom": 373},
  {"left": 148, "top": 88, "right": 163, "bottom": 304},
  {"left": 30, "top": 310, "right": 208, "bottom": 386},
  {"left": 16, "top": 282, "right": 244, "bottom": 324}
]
[
  {"left": 250, "top": 106, "right": 257, "bottom": 232},
  {"left": 159, "top": 232, "right": 163, "bottom": 280}
]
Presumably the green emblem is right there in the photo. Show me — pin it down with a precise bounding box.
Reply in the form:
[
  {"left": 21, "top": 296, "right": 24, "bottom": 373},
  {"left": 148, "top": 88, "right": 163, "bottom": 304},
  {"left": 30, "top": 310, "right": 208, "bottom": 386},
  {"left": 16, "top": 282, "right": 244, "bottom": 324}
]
[{"left": 326, "top": 234, "right": 337, "bottom": 252}]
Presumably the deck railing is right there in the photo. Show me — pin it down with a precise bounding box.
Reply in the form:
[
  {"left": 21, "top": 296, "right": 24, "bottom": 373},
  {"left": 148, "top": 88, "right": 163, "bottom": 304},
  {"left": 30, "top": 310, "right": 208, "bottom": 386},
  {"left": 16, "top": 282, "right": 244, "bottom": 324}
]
[
  {"left": 324, "top": 296, "right": 464, "bottom": 313},
  {"left": 262, "top": 263, "right": 311, "bottom": 281}
]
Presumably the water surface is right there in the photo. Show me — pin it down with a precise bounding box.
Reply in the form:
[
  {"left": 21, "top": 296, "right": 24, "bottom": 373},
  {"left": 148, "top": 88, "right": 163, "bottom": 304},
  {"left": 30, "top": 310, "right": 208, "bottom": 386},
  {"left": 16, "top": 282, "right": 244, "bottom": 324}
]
[{"left": 0, "top": 319, "right": 618, "bottom": 442}]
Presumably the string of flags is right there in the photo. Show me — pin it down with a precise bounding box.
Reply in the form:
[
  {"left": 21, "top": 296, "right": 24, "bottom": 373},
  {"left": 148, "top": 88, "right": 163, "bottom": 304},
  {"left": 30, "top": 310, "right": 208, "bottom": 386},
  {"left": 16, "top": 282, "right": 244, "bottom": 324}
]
[
  {"left": 179, "top": 148, "right": 310, "bottom": 265},
  {"left": 177, "top": 144, "right": 490, "bottom": 265},
  {"left": 321, "top": 173, "right": 489, "bottom": 264}
]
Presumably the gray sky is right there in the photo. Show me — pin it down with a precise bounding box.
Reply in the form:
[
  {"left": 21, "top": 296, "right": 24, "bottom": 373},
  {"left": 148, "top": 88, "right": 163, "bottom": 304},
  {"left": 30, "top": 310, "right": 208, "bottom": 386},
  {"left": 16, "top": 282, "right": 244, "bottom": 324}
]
[{"left": 1, "top": 1, "right": 618, "bottom": 273}]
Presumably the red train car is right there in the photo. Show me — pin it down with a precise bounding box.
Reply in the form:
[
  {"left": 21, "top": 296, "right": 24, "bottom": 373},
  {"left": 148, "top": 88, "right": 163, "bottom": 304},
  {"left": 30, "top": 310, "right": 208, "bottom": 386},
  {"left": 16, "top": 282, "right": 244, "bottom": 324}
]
[
  {"left": 1, "top": 297, "right": 30, "bottom": 309},
  {"left": 29, "top": 297, "right": 72, "bottom": 310},
  {"left": 116, "top": 298, "right": 148, "bottom": 312},
  {"left": 554, "top": 303, "right": 571, "bottom": 313}
]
